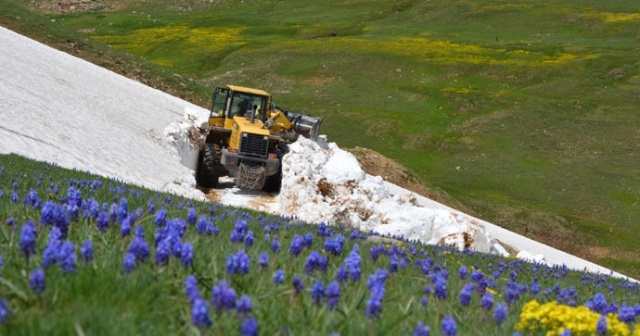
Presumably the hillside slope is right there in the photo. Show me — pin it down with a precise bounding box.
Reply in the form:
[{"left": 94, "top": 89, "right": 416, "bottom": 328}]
[{"left": 2, "top": 0, "right": 639, "bottom": 278}]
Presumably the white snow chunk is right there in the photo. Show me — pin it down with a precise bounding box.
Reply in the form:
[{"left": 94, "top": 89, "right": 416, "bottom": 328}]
[{"left": 279, "top": 137, "right": 494, "bottom": 253}]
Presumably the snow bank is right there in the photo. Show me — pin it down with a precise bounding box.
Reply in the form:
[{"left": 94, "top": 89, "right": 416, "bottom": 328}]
[
  {"left": 279, "top": 137, "right": 503, "bottom": 254},
  {"left": 0, "top": 26, "right": 205, "bottom": 201},
  {"left": 163, "top": 106, "right": 210, "bottom": 171}
]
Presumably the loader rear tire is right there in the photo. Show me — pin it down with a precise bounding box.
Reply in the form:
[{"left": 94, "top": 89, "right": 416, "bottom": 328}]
[{"left": 196, "top": 143, "right": 222, "bottom": 188}]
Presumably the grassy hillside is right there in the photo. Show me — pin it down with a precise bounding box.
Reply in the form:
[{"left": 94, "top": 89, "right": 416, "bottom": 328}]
[
  {"left": 1, "top": 0, "right": 639, "bottom": 278},
  {"left": 0, "top": 154, "right": 639, "bottom": 334}
]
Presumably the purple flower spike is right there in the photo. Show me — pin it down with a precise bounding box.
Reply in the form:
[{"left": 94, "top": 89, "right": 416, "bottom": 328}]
[
  {"left": 441, "top": 315, "right": 457, "bottom": 336},
  {"left": 154, "top": 209, "right": 167, "bottom": 228},
  {"left": 123, "top": 252, "right": 136, "bottom": 273},
  {"left": 241, "top": 316, "right": 258, "bottom": 336},
  {"left": 185, "top": 275, "right": 202, "bottom": 304},
  {"left": 58, "top": 241, "right": 77, "bottom": 273},
  {"left": 155, "top": 240, "right": 171, "bottom": 266},
  {"left": 290, "top": 235, "right": 304, "bottom": 256},
  {"left": 459, "top": 265, "right": 468, "bottom": 280},
  {"left": 433, "top": 275, "right": 448, "bottom": 300},
  {"left": 30, "top": 269, "right": 46, "bottom": 294},
  {"left": 271, "top": 239, "right": 280, "bottom": 253},
  {"left": 129, "top": 237, "right": 150, "bottom": 263},
  {"left": 459, "top": 284, "right": 473, "bottom": 306},
  {"left": 292, "top": 276, "right": 304, "bottom": 293},
  {"left": 326, "top": 281, "right": 340, "bottom": 311},
  {"left": 187, "top": 208, "right": 197, "bottom": 225},
  {"left": 192, "top": 298, "right": 212, "bottom": 328},
  {"left": 211, "top": 280, "right": 236, "bottom": 312},
  {"left": 180, "top": 242, "right": 194, "bottom": 267},
  {"left": 414, "top": 321, "right": 430, "bottom": 336},
  {"left": 481, "top": 292, "right": 494, "bottom": 310},
  {"left": 305, "top": 251, "right": 327, "bottom": 275},
  {"left": 494, "top": 303, "right": 507, "bottom": 324},
  {"left": 597, "top": 314, "right": 607, "bottom": 336},
  {"left": 311, "top": 280, "right": 325, "bottom": 306},
  {"left": 258, "top": 252, "right": 269, "bottom": 269},
  {"left": 365, "top": 287, "right": 385, "bottom": 319},
  {"left": 273, "top": 269, "right": 284, "bottom": 284},
  {"left": 226, "top": 250, "right": 250, "bottom": 275},
  {"left": 236, "top": 295, "right": 252, "bottom": 315},
  {"left": 19, "top": 221, "right": 37, "bottom": 260},
  {"left": 0, "top": 299, "right": 10, "bottom": 324},
  {"left": 244, "top": 230, "right": 254, "bottom": 247},
  {"left": 80, "top": 240, "right": 93, "bottom": 263}
]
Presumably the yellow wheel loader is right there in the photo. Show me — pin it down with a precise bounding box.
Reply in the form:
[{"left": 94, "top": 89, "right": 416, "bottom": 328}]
[{"left": 196, "top": 84, "right": 322, "bottom": 192}]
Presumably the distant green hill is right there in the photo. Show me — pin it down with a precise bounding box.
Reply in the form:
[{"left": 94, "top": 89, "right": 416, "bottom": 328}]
[{"left": 2, "top": 0, "right": 639, "bottom": 278}]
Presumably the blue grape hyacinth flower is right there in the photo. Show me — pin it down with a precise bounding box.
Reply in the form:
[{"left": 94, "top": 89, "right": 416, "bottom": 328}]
[
  {"left": 290, "top": 235, "right": 304, "bottom": 256},
  {"left": 481, "top": 292, "right": 494, "bottom": 310},
  {"left": 185, "top": 275, "right": 202, "bottom": 304},
  {"left": 123, "top": 253, "right": 136, "bottom": 274},
  {"left": 365, "top": 286, "right": 385, "bottom": 319},
  {"left": 258, "top": 252, "right": 269, "bottom": 269},
  {"left": 326, "top": 281, "right": 340, "bottom": 311},
  {"left": 226, "top": 250, "right": 250, "bottom": 275},
  {"left": 271, "top": 239, "right": 280, "bottom": 253},
  {"left": 273, "top": 269, "right": 284, "bottom": 284},
  {"left": 241, "top": 316, "right": 258, "bottom": 336},
  {"left": 211, "top": 280, "right": 236, "bottom": 312},
  {"left": 58, "top": 241, "right": 77, "bottom": 273},
  {"left": 80, "top": 240, "right": 93, "bottom": 263},
  {"left": 414, "top": 321, "right": 430, "bottom": 336},
  {"left": 311, "top": 280, "right": 325, "bottom": 305},
  {"left": 441, "top": 315, "right": 457, "bottom": 336},
  {"left": 237, "top": 295, "right": 252, "bottom": 315},
  {"left": 192, "top": 298, "right": 212, "bottom": 328},
  {"left": 494, "top": 303, "right": 507, "bottom": 325},
  {"left": 155, "top": 240, "right": 171, "bottom": 266},
  {"left": 292, "top": 276, "right": 304, "bottom": 293},
  {"left": 0, "top": 298, "right": 9, "bottom": 324},
  {"left": 19, "top": 221, "right": 37, "bottom": 261},
  {"left": 129, "top": 237, "right": 150, "bottom": 263},
  {"left": 459, "top": 283, "right": 473, "bottom": 306},
  {"left": 597, "top": 314, "right": 607, "bottom": 336},
  {"left": 180, "top": 242, "right": 194, "bottom": 267},
  {"left": 30, "top": 269, "right": 46, "bottom": 294}
]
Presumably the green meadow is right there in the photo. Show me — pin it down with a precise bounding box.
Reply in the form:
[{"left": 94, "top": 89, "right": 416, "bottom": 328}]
[{"left": 1, "top": 0, "right": 639, "bottom": 278}]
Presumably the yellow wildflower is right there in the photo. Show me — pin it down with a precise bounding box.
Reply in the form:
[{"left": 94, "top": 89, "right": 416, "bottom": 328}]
[{"left": 516, "top": 300, "right": 630, "bottom": 336}]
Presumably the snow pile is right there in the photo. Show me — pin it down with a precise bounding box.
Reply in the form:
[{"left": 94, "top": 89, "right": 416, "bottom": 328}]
[
  {"left": 279, "top": 137, "right": 504, "bottom": 254},
  {"left": 163, "top": 106, "right": 210, "bottom": 171}
]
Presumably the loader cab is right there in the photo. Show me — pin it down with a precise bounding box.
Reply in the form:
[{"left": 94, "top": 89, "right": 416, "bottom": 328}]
[{"left": 210, "top": 85, "right": 270, "bottom": 128}]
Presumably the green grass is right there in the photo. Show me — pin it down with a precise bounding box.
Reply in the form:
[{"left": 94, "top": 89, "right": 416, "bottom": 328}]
[
  {"left": 2, "top": 0, "right": 640, "bottom": 280},
  {"left": 1, "top": 154, "right": 640, "bottom": 334}
]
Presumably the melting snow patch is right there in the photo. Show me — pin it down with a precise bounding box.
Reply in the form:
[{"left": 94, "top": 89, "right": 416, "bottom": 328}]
[
  {"left": 279, "top": 137, "right": 499, "bottom": 254},
  {"left": 517, "top": 251, "right": 548, "bottom": 265}
]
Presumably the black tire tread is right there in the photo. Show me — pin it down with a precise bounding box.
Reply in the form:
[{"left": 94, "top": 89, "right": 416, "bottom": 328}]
[{"left": 197, "top": 143, "right": 223, "bottom": 188}]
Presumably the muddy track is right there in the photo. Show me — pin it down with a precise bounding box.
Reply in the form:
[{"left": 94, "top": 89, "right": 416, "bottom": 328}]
[{"left": 197, "top": 177, "right": 279, "bottom": 214}]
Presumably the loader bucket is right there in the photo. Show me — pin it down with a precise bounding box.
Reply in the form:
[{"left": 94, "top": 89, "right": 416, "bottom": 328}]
[{"left": 292, "top": 115, "right": 323, "bottom": 141}]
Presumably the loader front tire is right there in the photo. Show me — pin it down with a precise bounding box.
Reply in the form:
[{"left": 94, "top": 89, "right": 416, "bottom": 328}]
[
  {"left": 196, "top": 143, "right": 221, "bottom": 188},
  {"left": 262, "top": 168, "right": 282, "bottom": 193},
  {"left": 262, "top": 145, "right": 287, "bottom": 193}
]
